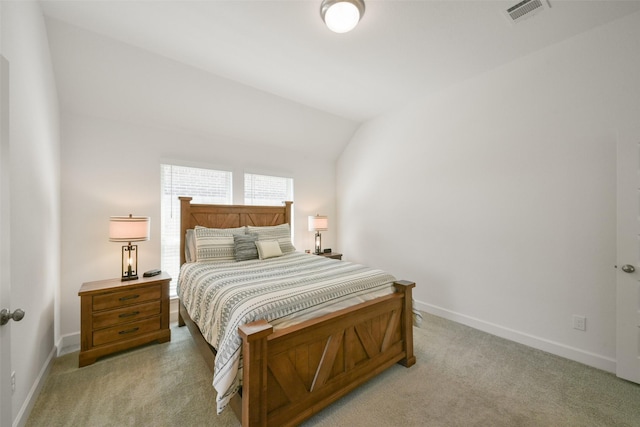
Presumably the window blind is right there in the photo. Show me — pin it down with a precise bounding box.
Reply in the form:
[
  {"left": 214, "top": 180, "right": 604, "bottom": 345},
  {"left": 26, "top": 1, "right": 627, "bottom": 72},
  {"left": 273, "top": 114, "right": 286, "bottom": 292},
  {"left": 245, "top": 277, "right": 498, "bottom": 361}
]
[{"left": 160, "top": 164, "right": 232, "bottom": 296}]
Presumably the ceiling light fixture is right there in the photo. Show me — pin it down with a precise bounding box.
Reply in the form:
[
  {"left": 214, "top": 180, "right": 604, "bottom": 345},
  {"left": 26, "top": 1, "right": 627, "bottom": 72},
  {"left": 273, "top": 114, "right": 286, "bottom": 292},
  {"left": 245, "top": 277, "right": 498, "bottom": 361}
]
[{"left": 320, "top": 0, "right": 365, "bottom": 33}]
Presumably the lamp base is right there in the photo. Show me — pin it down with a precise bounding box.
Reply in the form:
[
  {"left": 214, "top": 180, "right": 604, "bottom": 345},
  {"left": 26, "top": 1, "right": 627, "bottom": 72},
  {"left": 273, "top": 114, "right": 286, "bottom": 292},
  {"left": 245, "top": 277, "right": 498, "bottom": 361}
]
[
  {"left": 314, "top": 231, "right": 322, "bottom": 254},
  {"left": 121, "top": 244, "right": 138, "bottom": 282}
]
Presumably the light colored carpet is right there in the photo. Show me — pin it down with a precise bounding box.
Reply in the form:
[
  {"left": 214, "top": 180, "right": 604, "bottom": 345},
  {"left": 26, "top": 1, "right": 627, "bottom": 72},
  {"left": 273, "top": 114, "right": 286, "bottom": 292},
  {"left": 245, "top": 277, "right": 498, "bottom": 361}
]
[{"left": 27, "top": 313, "right": 640, "bottom": 426}]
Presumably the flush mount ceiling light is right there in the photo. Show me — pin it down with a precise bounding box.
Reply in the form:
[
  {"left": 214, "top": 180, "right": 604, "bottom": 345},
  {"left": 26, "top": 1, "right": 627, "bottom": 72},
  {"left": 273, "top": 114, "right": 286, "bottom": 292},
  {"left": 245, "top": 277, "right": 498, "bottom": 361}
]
[{"left": 320, "top": 0, "right": 365, "bottom": 33}]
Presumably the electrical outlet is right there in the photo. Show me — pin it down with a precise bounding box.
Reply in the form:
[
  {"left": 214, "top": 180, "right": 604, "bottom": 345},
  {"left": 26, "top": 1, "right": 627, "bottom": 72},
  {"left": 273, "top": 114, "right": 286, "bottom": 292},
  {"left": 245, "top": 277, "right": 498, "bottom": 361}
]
[
  {"left": 573, "top": 315, "right": 586, "bottom": 331},
  {"left": 10, "top": 371, "right": 15, "bottom": 392}
]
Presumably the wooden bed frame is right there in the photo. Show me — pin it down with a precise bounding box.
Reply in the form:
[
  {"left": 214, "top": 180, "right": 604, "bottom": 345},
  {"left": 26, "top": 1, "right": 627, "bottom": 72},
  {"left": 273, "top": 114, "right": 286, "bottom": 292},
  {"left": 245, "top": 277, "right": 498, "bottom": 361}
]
[{"left": 177, "top": 197, "right": 416, "bottom": 426}]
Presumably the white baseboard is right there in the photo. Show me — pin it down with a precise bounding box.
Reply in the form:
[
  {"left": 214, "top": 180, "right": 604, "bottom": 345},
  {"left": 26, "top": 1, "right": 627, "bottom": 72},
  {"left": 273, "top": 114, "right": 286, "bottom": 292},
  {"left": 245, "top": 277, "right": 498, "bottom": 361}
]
[
  {"left": 414, "top": 299, "right": 616, "bottom": 374},
  {"left": 13, "top": 345, "right": 56, "bottom": 427},
  {"left": 170, "top": 296, "right": 179, "bottom": 323},
  {"left": 57, "top": 331, "right": 80, "bottom": 356}
]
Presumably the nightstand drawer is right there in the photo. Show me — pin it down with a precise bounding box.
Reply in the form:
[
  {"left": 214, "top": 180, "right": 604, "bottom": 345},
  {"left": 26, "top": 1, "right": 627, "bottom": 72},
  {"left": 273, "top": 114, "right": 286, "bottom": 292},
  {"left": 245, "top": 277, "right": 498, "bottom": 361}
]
[
  {"left": 92, "top": 285, "right": 161, "bottom": 311},
  {"left": 92, "top": 301, "right": 161, "bottom": 329},
  {"left": 93, "top": 316, "right": 161, "bottom": 347}
]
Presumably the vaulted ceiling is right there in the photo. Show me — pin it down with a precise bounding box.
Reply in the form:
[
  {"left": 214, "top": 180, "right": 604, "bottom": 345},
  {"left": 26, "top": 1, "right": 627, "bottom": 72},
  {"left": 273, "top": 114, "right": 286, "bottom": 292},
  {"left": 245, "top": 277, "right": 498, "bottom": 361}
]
[{"left": 40, "top": 0, "right": 640, "bottom": 157}]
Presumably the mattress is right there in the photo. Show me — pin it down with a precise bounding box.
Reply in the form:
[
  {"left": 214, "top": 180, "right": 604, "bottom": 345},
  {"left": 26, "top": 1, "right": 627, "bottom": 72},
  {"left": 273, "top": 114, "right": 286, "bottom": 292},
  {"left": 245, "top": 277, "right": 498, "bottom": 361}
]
[{"left": 177, "top": 252, "right": 396, "bottom": 413}]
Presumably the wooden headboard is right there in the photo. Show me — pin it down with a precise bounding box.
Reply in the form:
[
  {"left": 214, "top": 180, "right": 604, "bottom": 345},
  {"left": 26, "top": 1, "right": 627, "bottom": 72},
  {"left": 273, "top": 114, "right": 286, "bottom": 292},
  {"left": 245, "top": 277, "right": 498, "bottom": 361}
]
[{"left": 179, "top": 196, "right": 293, "bottom": 265}]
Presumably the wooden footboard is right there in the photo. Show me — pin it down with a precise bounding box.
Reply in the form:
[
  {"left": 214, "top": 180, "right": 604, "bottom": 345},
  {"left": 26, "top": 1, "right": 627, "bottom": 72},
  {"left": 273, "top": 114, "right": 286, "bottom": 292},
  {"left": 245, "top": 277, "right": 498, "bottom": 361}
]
[{"left": 180, "top": 280, "right": 415, "bottom": 427}]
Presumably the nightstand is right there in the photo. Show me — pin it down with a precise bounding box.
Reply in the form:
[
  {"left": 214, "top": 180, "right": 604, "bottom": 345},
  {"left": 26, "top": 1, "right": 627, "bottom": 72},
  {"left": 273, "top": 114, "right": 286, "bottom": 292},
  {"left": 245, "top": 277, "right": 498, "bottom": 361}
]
[
  {"left": 78, "top": 272, "right": 171, "bottom": 367},
  {"left": 316, "top": 252, "right": 343, "bottom": 260}
]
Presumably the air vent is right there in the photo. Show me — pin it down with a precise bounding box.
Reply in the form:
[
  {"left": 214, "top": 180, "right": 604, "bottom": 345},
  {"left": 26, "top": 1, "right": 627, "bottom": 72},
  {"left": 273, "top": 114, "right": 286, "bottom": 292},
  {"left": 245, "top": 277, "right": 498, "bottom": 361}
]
[{"left": 503, "top": 0, "right": 550, "bottom": 24}]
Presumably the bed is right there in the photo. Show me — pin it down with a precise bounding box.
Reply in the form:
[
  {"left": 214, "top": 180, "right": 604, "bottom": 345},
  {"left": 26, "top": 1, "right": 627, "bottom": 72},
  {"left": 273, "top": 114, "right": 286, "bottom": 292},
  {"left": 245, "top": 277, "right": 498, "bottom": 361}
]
[{"left": 177, "top": 197, "right": 416, "bottom": 426}]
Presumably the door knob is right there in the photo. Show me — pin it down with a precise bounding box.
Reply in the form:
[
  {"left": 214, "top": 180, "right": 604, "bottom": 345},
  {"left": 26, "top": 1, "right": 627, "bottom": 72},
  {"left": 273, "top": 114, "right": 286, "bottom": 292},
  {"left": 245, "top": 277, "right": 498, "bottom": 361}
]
[
  {"left": 0, "top": 308, "right": 25, "bottom": 326},
  {"left": 621, "top": 264, "right": 636, "bottom": 273}
]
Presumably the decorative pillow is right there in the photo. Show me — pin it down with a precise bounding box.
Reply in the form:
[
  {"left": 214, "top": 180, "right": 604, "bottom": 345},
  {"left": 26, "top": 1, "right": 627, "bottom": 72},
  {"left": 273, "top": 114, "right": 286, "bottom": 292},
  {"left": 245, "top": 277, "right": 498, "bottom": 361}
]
[
  {"left": 234, "top": 233, "right": 259, "bottom": 261},
  {"left": 247, "top": 223, "right": 295, "bottom": 254},
  {"left": 255, "top": 240, "right": 283, "bottom": 260},
  {"left": 194, "top": 226, "right": 246, "bottom": 261}
]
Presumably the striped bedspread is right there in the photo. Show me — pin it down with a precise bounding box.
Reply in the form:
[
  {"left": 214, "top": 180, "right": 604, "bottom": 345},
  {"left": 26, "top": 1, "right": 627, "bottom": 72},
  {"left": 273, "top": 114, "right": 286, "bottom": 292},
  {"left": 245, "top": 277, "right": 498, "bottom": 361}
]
[{"left": 177, "top": 252, "right": 396, "bottom": 414}]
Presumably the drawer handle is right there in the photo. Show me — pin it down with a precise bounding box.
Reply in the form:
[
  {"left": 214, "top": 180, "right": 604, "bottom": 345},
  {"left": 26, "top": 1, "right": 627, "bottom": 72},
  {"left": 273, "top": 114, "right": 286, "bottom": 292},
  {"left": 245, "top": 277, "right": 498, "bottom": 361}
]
[
  {"left": 119, "top": 294, "right": 140, "bottom": 302},
  {"left": 118, "top": 327, "right": 140, "bottom": 335},
  {"left": 119, "top": 311, "right": 140, "bottom": 318}
]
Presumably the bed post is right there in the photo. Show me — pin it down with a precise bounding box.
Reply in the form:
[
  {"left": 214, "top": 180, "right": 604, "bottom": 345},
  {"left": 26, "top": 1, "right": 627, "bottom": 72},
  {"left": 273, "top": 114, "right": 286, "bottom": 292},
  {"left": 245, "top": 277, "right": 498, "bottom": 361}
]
[
  {"left": 178, "top": 197, "right": 193, "bottom": 328},
  {"left": 179, "top": 196, "right": 193, "bottom": 266},
  {"left": 284, "top": 201, "right": 292, "bottom": 226},
  {"left": 394, "top": 280, "right": 416, "bottom": 367},
  {"left": 238, "top": 320, "right": 273, "bottom": 427}
]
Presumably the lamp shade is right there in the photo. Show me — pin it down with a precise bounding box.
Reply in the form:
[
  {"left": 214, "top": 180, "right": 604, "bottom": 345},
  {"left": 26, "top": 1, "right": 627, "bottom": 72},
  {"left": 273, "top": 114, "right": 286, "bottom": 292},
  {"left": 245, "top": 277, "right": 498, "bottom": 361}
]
[
  {"left": 109, "top": 215, "right": 150, "bottom": 242},
  {"left": 320, "top": 0, "right": 365, "bottom": 33},
  {"left": 308, "top": 215, "right": 328, "bottom": 232}
]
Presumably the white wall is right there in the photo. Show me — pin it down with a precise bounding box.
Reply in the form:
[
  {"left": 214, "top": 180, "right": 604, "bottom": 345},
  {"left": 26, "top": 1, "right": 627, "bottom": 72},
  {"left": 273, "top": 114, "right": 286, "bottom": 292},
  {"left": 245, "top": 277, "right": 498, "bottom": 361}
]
[
  {"left": 46, "top": 17, "right": 353, "bottom": 343},
  {"left": 58, "top": 111, "right": 339, "bottom": 341},
  {"left": 337, "top": 11, "right": 640, "bottom": 371},
  {"left": 45, "top": 17, "right": 358, "bottom": 162},
  {"left": 1, "top": 1, "right": 60, "bottom": 425}
]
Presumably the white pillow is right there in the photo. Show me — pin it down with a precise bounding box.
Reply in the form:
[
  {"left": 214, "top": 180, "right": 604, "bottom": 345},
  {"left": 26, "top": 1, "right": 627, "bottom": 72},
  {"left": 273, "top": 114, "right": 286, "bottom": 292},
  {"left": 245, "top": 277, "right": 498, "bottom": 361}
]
[
  {"left": 255, "top": 240, "right": 283, "bottom": 260},
  {"left": 185, "top": 229, "right": 196, "bottom": 263}
]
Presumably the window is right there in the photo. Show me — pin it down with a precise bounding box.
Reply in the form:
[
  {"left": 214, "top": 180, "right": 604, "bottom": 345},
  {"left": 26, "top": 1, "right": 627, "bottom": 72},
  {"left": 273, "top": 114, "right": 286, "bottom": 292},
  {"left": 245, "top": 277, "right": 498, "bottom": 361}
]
[
  {"left": 244, "top": 173, "right": 294, "bottom": 206},
  {"left": 160, "top": 164, "right": 232, "bottom": 296},
  {"left": 161, "top": 167, "right": 294, "bottom": 297}
]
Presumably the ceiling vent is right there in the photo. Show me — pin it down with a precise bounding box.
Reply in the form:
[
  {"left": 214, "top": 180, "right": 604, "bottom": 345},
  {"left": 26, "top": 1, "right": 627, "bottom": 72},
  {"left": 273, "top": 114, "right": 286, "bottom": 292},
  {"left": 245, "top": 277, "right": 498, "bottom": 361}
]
[{"left": 503, "top": 0, "right": 550, "bottom": 24}]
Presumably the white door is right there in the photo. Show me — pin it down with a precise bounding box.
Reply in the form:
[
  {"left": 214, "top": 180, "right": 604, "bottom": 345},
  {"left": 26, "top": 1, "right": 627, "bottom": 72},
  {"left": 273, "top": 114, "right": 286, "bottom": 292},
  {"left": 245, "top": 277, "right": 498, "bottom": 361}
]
[
  {"left": 616, "top": 125, "right": 640, "bottom": 384},
  {"left": 0, "top": 54, "right": 12, "bottom": 426}
]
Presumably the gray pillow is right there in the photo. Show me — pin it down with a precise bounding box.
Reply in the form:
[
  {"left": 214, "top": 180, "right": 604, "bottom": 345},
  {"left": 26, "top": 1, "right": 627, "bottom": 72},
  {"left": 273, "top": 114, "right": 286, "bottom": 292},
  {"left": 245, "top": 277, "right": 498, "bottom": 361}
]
[{"left": 234, "top": 233, "right": 259, "bottom": 261}]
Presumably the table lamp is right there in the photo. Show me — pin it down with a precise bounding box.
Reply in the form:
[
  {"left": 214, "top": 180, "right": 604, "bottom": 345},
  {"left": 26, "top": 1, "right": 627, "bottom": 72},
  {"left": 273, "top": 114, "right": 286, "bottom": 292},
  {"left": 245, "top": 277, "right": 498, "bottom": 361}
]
[
  {"left": 308, "top": 214, "right": 328, "bottom": 254},
  {"left": 109, "top": 214, "right": 150, "bottom": 281}
]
